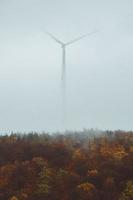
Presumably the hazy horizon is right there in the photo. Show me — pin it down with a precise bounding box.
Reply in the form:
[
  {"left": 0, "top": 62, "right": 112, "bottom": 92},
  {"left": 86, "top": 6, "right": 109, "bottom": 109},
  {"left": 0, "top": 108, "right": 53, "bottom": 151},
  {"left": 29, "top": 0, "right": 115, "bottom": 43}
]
[{"left": 0, "top": 0, "right": 133, "bottom": 133}]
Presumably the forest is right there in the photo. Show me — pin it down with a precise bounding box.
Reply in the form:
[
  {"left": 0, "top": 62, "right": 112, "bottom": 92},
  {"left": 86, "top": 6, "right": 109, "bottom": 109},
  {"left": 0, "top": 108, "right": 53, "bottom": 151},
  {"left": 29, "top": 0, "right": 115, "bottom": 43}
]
[{"left": 1, "top": 129, "right": 133, "bottom": 200}]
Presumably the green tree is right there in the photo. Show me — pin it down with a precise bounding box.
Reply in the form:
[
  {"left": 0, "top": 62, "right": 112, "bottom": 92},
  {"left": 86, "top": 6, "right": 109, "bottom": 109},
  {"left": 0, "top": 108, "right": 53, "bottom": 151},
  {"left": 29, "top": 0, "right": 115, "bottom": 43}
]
[
  {"left": 36, "top": 166, "right": 53, "bottom": 196},
  {"left": 119, "top": 181, "right": 133, "bottom": 200}
]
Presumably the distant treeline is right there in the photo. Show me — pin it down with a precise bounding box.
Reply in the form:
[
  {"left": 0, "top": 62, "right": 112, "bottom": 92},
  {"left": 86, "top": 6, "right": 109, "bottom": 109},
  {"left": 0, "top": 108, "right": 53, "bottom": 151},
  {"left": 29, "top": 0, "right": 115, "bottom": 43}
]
[{"left": 1, "top": 130, "right": 133, "bottom": 200}]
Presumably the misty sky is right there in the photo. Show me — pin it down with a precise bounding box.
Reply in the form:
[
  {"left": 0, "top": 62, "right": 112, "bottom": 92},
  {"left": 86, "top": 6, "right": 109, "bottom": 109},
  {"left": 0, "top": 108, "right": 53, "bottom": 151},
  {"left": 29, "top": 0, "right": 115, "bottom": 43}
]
[{"left": 0, "top": 0, "right": 133, "bottom": 133}]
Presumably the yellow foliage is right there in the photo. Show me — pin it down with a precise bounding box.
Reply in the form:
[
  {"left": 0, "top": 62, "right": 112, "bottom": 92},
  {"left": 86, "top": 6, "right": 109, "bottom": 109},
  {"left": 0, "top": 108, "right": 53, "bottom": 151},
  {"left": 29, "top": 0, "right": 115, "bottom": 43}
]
[
  {"left": 100, "top": 145, "right": 127, "bottom": 160},
  {"left": 77, "top": 182, "right": 95, "bottom": 192},
  {"left": 72, "top": 149, "right": 86, "bottom": 160},
  {"left": 10, "top": 196, "right": 18, "bottom": 200},
  {"left": 113, "top": 151, "right": 128, "bottom": 160}
]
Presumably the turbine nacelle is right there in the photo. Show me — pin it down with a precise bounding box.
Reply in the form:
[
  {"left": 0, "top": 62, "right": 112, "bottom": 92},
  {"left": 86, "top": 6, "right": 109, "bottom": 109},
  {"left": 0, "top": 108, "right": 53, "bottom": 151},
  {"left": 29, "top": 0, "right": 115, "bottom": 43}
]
[{"left": 61, "top": 44, "right": 66, "bottom": 48}]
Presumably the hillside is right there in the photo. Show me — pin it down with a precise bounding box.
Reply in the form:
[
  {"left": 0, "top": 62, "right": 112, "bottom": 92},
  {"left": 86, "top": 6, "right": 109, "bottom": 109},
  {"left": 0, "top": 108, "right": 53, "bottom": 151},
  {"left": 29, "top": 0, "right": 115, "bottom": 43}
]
[{"left": 1, "top": 130, "right": 133, "bottom": 200}]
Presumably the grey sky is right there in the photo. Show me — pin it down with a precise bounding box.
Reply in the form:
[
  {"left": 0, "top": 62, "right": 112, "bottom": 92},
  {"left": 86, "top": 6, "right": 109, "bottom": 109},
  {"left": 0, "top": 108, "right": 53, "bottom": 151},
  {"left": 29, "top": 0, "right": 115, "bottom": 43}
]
[{"left": 0, "top": 0, "right": 133, "bottom": 133}]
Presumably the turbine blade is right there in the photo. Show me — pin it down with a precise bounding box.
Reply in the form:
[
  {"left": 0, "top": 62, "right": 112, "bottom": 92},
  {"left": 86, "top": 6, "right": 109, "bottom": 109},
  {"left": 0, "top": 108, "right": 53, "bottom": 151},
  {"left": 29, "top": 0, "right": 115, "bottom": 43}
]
[
  {"left": 65, "top": 29, "right": 99, "bottom": 46},
  {"left": 46, "top": 32, "right": 64, "bottom": 45}
]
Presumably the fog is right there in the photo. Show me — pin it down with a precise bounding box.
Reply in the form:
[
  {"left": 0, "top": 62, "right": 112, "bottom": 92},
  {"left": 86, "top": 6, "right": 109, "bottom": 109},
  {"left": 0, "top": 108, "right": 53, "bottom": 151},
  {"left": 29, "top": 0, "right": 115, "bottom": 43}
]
[{"left": 0, "top": 0, "right": 133, "bottom": 133}]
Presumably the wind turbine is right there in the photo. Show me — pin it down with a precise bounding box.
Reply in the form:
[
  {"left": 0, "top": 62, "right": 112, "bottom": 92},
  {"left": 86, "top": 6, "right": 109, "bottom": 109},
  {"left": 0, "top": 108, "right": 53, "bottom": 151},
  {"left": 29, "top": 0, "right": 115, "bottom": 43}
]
[
  {"left": 46, "top": 30, "right": 98, "bottom": 84},
  {"left": 45, "top": 30, "right": 98, "bottom": 130}
]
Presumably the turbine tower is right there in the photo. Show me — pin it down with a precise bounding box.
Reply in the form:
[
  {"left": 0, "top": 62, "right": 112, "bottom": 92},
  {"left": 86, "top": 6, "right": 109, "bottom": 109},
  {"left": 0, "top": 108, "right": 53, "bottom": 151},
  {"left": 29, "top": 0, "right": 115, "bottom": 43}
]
[{"left": 46, "top": 30, "right": 98, "bottom": 130}]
